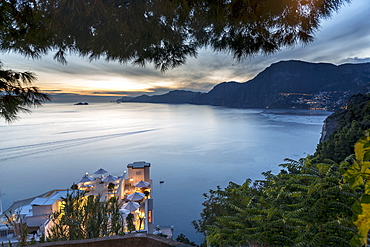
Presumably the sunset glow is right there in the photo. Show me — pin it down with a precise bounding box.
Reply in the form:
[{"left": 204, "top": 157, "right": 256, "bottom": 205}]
[{"left": 1, "top": 0, "right": 369, "bottom": 101}]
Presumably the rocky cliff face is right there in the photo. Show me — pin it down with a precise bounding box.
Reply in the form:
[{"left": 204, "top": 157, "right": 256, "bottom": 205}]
[{"left": 319, "top": 115, "right": 338, "bottom": 143}]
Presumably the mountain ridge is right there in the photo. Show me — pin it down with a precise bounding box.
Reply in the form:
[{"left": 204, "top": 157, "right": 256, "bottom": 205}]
[{"left": 118, "top": 60, "right": 370, "bottom": 110}]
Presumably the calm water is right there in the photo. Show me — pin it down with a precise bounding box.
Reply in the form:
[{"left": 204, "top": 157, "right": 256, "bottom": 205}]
[{"left": 0, "top": 102, "right": 330, "bottom": 243}]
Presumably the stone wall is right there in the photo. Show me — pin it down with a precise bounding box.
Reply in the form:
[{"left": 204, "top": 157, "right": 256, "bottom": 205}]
[{"left": 32, "top": 233, "right": 193, "bottom": 247}]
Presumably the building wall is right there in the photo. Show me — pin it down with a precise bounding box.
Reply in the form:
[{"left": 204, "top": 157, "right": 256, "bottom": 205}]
[
  {"left": 127, "top": 167, "right": 150, "bottom": 185},
  {"left": 127, "top": 168, "right": 145, "bottom": 185},
  {"left": 33, "top": 205, "right": 52, "bottom": 216},
  {"left": 52, "top": 200, "right": 61, "bottom": 213},
  {"left": 26, "top": 215, "right": 49, "bottom": 228},
  {"left": 143, "top": 167, "right": 150, "bottom": 182},
  {"left": 145, "top": 199, "right": 154, "bottom": 233},
  {"left": 127, "top": 162, "right": 151, "bottom": 185}
]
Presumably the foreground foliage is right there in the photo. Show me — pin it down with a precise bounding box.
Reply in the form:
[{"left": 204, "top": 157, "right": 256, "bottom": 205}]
[
  {"left": 193, "top": 156, "right": 359, "bottom": 246},
  {"left": 47, "top": 191, "right": 125, "bottom": 242},
  {"left": 176, "top": 233, "right": 198, "bottom": 246},
  {"left": 0, "top": 62, "right": 50, "bottom": 122},
  {"left": 1, "top": 0, "right": 349, "bottom": 71},
  {"left": 4, "top": 210, "right": 29, "bottom": 246},
  {"left": 342, "top": 130, "right": 370, "bottom": 246}
]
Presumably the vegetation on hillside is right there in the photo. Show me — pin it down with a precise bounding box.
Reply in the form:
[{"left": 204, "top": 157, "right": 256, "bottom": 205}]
[
  {"left": 193, "top": 94, "right": 370, "bottom": 246},
  {"left": 193, "top": 158, "right": 359, "bottom": 246},
  {"left": 315, "top": 94, "right": 370, "bottom": 163}
]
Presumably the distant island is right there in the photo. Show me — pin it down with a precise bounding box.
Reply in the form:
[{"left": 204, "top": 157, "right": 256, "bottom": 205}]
[
  {"left": 117, "top": 60, "right": 370, "bottom": 110},
  {"left": 74, "top": 102, "right": 89, "bottom": 105}
]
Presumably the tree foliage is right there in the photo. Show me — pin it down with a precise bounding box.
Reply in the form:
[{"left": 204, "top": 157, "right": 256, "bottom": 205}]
[
  {"left": 0, "top": 0, "right": 350, "bottom": 71},
  {"left": 176, "top": 233, "right": 198, "bottom": 246},
  {"left": 342, "top": 130, "right": 370, "bottom": 246},
  {"left": 4, "top": 210, "right": 29, "bottom": 247},
  {"left": 315, "top": 94, "right": 370, "bottom": 163},
  {"left": 193, "top": 157, "right": 359, "bottom": 246},
  {"left": 0, "top": 62, "right": 50, "bottom": 122},
  {"left": 47, "top": 191, "right": 125, "bottom": 242}
]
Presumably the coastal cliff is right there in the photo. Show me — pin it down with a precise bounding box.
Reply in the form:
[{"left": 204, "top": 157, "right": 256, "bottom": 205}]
[
  {"left": 319, "top": 116, "right": 338, "bottom": 143},
  {"left": 315, "top": 93, "right": 370, "bottom": 162}
]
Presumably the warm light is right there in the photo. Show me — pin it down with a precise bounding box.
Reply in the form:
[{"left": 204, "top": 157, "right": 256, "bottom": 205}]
[
  {"left": 129, "top": 178, "right": 134, "bottom": 182},
  {"left": 148, "top": 211, "right": 152, "bottom": 223}
]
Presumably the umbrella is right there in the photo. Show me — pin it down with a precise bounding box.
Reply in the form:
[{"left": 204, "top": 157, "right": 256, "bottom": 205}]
[
  {"left": 102, "top": 174, "right": 119, "bottom": 182},
  {"left": 134, "top": 180, "right": 150, "bottom": 188},
  {"left": 77, "top": 174, "right": 92, "bottom": 183},
  {"left": 122, "top": 201, "right": 140, "bottom": 211},
  {"left": 94, "top": 168, "right": 109, "bottom": 175},
  {"left": 127, "top": 192, "right": 145, "bottom": 201}
]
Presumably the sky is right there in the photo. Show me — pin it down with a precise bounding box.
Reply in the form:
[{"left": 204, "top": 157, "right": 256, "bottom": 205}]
[{"left": 1, "top": 0, "right": 370, "bottom": 101}]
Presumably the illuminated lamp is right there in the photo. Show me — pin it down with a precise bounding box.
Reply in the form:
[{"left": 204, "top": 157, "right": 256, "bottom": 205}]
[{"left": 148, "top": 211, "right": 152, "bottom": 223}]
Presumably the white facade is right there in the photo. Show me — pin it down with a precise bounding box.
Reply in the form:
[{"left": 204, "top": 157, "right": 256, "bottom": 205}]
[{"left": 1, "top": 161, "right": 155, "bottom": 244}]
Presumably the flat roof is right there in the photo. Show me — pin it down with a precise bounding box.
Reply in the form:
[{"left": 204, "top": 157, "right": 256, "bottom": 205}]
[
  {"left": 18, "top": 204, "right": 33, "bottom": 217},
  {"left": 30, "top": 189, "right": 77, "bottom": 207},
  {"left": 31, "top": 198, "right": 51, "bottom": 206},
  {"left": 127, "top": 161, "right": 151, "bottom": 169}
]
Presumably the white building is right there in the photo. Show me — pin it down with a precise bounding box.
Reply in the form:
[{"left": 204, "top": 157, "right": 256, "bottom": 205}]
[{"left": 0, "top": 161, "right": 155, "bottom": 244}]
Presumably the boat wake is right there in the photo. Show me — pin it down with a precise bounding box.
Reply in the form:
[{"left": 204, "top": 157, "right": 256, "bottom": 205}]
[{"left": 0, "top": 129, "right": 157, "bottom": 162}]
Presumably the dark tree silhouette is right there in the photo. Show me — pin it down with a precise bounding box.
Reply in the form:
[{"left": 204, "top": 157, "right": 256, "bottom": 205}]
[
  {"left": 0, "top": 62, "right": 50, "bottom": 122},
  {"left": 1, "top": 0, "right": 350, "bottom": 70}
]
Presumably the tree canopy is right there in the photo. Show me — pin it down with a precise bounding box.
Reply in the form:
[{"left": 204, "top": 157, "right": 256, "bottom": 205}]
[
  {"left": 1, "top": 0, "right": 350, "bottom": 71},
  {"left": 0, "top": 62, "right": 50, "bottom": 122}
]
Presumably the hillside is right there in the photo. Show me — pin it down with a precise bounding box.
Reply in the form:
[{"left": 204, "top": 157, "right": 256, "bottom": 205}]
[
  {"left": 118, "top": 60, "right": 370, "bottom": 110},
  {"left": 315, "top": 93, "right": 370, "bottom": 163}
]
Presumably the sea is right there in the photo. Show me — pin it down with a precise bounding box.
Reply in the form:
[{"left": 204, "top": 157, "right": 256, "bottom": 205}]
[{"left": 0, "top": 102, "right": 331, "bottom": 244}]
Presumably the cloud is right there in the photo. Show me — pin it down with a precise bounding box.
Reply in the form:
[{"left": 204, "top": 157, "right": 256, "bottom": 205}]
[
  {"left": 49, "top": 93, "right": 119, "bottom": 103},
  {"left": 340, "top": 57, "right": 370, "bottom": 64},
  {"left": 91, "top": 91, "right": 129, "bottom": 95},
  {"left": 1, "top": 0, "right": 369, "bottom": 97},
  {"left": 43, "top": 89, "right": 62, "bottom": 92}
]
